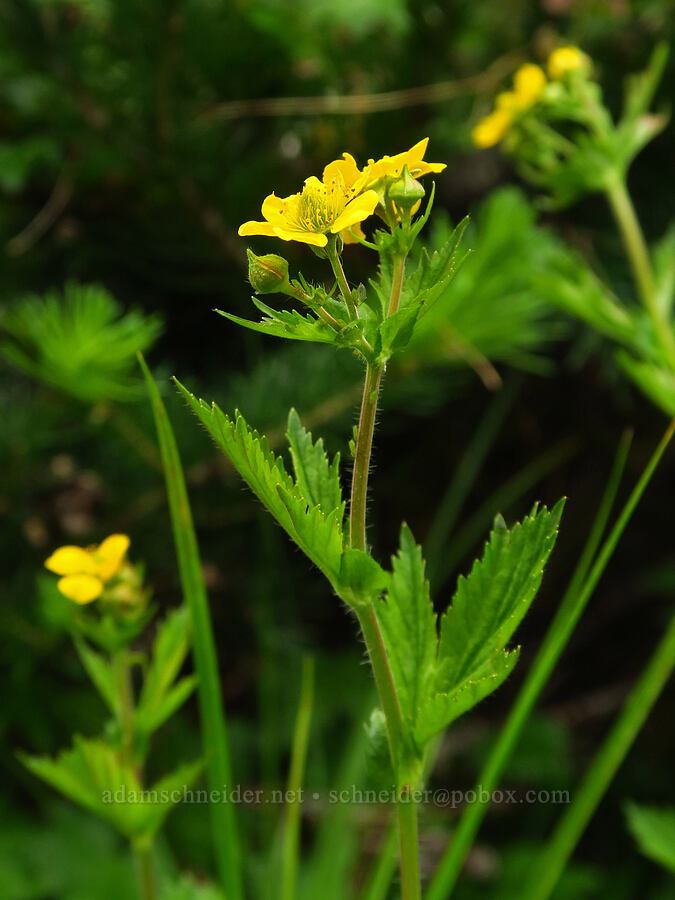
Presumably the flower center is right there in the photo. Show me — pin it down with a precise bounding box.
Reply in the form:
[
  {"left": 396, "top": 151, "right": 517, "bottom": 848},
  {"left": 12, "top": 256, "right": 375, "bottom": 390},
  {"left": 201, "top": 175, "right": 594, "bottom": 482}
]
[{"left": 291, "top": 173, "right": 358, "bottom": 234}]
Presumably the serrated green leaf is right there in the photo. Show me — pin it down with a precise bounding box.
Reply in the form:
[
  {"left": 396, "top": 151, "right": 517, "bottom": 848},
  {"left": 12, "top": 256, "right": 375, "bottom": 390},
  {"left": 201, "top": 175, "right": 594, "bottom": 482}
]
[
  {"left": 376, "top": 525, "right": 436, "bottom": 729},
  {"left": 378, "top": 306, "right": 420, "bottom": 358},
  {"left": 415, "top": 649, "right": 519, "bottom": 746},
  {"left": 175, "top": 383, "right": 344, "bottom": 587},
  {"left": 276, "top": 484, "right": 345, "bottom": 584},
  {"left": 437, "top": 501, "right": 564, "bottom": 688},
  {"left": 414, "top": 501, "right": 563, "bottom": 745},
  {"left": 625, "top": 802, "right": 675, "bottom": 874},
  {"left": 404, "top": 217, "right": 470, "bottom": 317},
  {"left": 217, "top": 301, "right": 338, "bottom": 345},
  {"left": 286, "top": 408, "right": 344, "bottom": 518},
  {"left": 74, "top": 637, "right": 118, "bottom": 715}
]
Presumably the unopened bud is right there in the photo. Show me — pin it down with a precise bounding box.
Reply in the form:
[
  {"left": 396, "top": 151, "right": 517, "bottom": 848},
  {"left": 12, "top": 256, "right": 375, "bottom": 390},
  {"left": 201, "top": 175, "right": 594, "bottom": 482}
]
[
  {"left": 246, "top": 249, "right": 291, "bottom": 294},
  {"left": 388, "top": 164, "right": 425, "bottom": 211}
]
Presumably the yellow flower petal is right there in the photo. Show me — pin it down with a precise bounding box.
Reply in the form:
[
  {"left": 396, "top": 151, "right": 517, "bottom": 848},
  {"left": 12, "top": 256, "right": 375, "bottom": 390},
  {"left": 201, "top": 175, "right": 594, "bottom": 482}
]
[
  {"left": 548, "top": 46, "right": 589, "bottom": 80},
  {"left": 496, "top": 91, "right": 521, "bottom": 111},
  {"left": 96, "top": 534, "right": 130, "bottom": 580},
  {"left": 341, "top": 221, "right": 366, "bottom": 245},
  {"left": 330, "top": 190, "right": 379, "bottom": 233},
  {"left": 513, "top": 63, "right": 547, "bottom": 107},
  {"left": 274, "top": 229, "right": 327, "bottom": 247},
  {"left": 472, "top": 109, "right": 512, "bottom": 148},
  {"left": 365, "top": 137, "right": 445, "bottom": 185},
  {"left": 261, "top": 193, "right": 289, "bottom": 223},
  {"left": 45, "top": 545, "right": 98, "bottom": 576},
  {"left": 238, "top": 220, "right": 278, "bottom": 237},
  {"left": 323, "top": 154, "right": 361, "bottom": 189},
  {"left": 57, "top": 574, "right": 104, "bottom": 604}
]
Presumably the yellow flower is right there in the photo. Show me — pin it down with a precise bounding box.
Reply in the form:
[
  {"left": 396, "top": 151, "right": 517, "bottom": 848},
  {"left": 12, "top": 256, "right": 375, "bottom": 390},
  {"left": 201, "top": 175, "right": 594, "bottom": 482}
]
[
  {"left": 513, "top": 63, "right": 547, "bottom": 108},
  {"left": 239, "top": 156, "right": 378, "bottom": 248},
  {"left": 495, "top": 91, "right": 521, "bottom": 112},
  {"left": 45, "top": 534, "right": 130, "bottom": 604},
  {"left": 361, "top": 137, "right": 446, "bottom": 190},
  {"left": 472, "top": 108, "right": 512, "bottom": 148},
  {"left": 548, "top": 46, "right": 589, "bottom": 80}
]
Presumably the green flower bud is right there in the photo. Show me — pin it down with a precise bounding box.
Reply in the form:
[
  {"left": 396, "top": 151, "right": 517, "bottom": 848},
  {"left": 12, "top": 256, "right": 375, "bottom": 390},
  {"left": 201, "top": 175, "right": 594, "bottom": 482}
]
[
  {"left": 387, "top": 164, "right": 425, "bottom": 212},
  {"left": 246, "top": 249, "right": 291, "bottom": 294}
]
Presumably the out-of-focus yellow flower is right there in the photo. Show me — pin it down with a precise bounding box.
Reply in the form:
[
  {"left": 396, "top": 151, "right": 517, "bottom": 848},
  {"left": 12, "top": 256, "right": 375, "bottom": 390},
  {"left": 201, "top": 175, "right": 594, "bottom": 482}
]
[
  {"left": 513, "top": 64, "right": 547, "bottom": 107},
  {"left": 239, "top": 157, "right": 378, "bottom": 248},
  {"left": 362, "top": 137, "right": 446, "bottom": 188},
  {"left": 45, "top": 534, "right": 130, "bottom": 604},
  {"left": 495, "top": 91, "right": 520, "bottom": 112},
  {"left": 472, "top": 109, "right": 512, "bottom": 148},
  {"left": 548, "top": 46, "right": 589, "bottom": 80}
]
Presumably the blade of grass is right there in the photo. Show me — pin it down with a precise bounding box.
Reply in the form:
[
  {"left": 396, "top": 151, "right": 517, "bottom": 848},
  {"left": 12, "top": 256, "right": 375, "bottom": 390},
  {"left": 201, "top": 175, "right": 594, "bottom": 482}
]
[
  {"left": 425, "top": 377, "right": 521, "bottom": 584},
  {"left": 281, "top": 655, "right": 315, "bottom": 900},
  {"left": 426, "top": 420, "right": 674, "bottom": 900},
  {"left": 522, "top": 606, "right": 675, "bottom": 900},
  {"left": 138, "top": 354, "right": 243, "bottom": 900}
]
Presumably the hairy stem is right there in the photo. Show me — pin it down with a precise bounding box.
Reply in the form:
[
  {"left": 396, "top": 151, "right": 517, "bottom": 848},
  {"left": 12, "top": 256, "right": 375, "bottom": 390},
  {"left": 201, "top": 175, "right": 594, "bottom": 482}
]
[
  {"left": 350, "top": 361, "right": 383, "bottom": 551},
  {"left": 349, "top": 247, "right": 421, "bottom": 898},
  {"left": 605, "top": 174, "right": 675, "bottom": 368},
  {"left": 357, "top": 605, "right": 405, "bottom": 759}
]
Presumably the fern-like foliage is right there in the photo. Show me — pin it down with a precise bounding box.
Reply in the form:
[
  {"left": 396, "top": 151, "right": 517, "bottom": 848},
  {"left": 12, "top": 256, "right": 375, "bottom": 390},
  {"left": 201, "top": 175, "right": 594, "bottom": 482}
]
[{"left": 1, "top": 281, "right": 162, "bottom": 403}]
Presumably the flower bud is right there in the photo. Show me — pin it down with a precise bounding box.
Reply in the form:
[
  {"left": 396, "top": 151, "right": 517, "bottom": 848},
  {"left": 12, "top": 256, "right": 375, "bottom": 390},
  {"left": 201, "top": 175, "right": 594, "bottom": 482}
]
[
  {"left": 246, "top": 249, "right": 291, "bottom": 294},
  {"left": 387, "top": 164, "right": 425, "bottom": 212}
]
